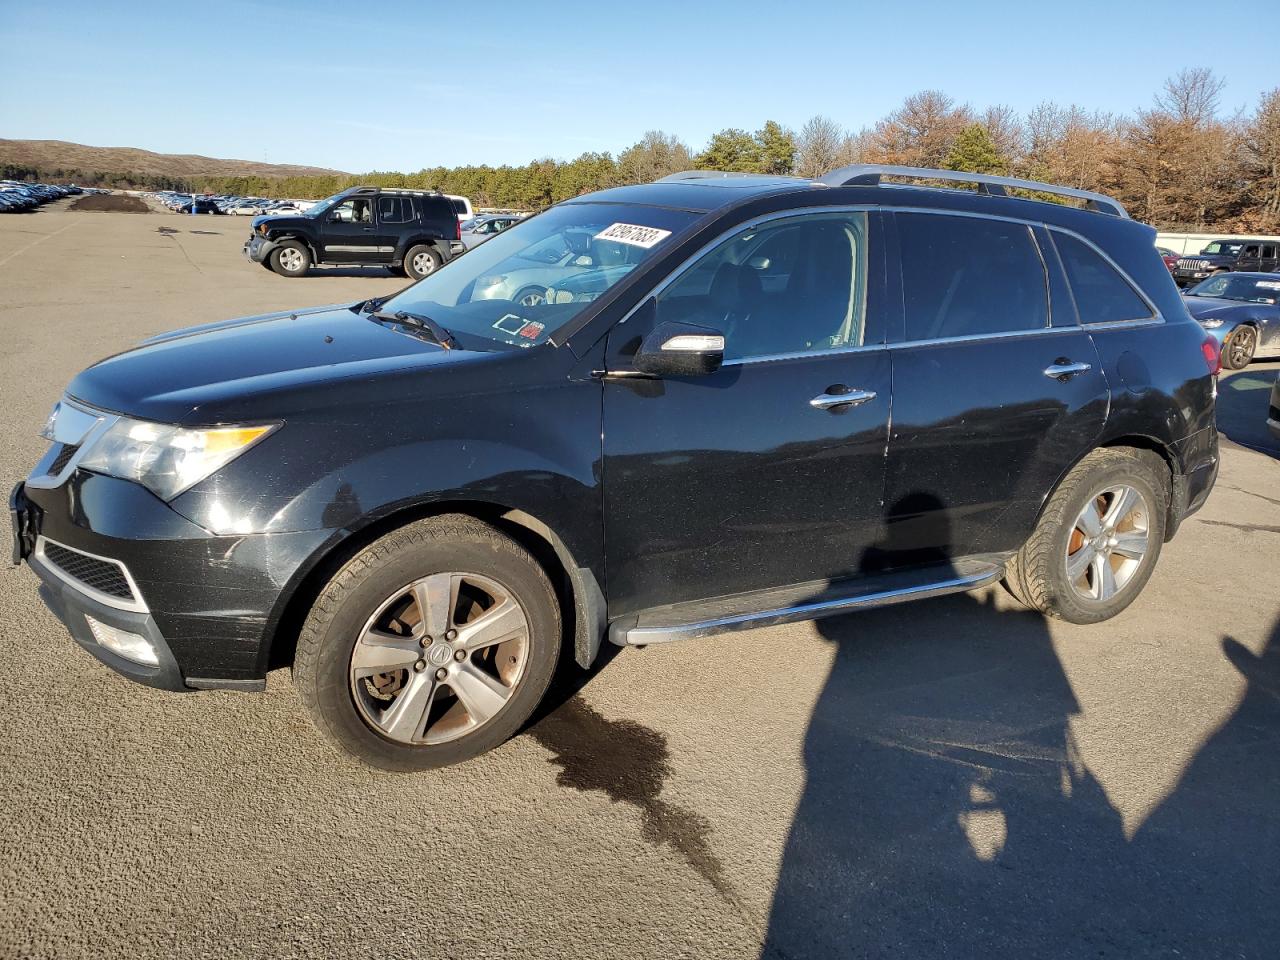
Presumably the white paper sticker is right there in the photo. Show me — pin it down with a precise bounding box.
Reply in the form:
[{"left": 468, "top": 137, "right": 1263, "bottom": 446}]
[
  {"left": 594, "top": 222, "right": 672, "bottom": 249},
  {"left": 1256, "top": 280, "right": 1280, "bottom": 290}
]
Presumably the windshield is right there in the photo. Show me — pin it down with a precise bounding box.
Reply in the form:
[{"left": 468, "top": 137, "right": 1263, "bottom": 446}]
[
  {"left": 379, "top": 202, "right": 700, "bottom": 349},
  {"left": 1201, "top": 241, "right": 1242, "bottom": 256},
  {"left": 1189, "top": 274, "right": 1280, "bottom": 303},
  {"left": 305, "top": 192, "right": 347, "bottom": 217}
]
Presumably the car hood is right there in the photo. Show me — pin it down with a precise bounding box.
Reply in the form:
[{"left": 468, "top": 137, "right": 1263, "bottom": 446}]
[
  {"left": 1182, "top": 297, "right": 1256, "bottom": 322},
  {"left": 66, "top": 303, "right": 485, "bottom": 424},
  {"left": 251, "top": 213, "right": 309, "bottom": 231}
]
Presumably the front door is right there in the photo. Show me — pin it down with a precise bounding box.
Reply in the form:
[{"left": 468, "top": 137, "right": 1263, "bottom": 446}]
[
  {"left": 880, "top": 212, "right": 1110, "bottom": 566},
  {"left": 320, "top": 196, "right": 380, "bottom": 262},
  {"left": 602, "top": 210, "right": 893, "bottom": 617}
]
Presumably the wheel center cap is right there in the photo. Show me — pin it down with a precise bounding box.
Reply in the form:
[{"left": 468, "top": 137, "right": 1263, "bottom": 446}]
[{"left": 426, "top": 641, "right": 454, "bottom": 667}]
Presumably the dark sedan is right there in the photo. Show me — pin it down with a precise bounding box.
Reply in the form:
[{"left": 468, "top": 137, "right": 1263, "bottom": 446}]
[{"left": 1182, "top": 272, "right": 1280, "bottom": 369}]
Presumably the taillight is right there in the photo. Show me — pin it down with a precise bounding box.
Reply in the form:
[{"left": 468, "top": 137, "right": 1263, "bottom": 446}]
[
  {"left": 1201, "top": 336, "right": 1221, "bottom": 376},
  {"left": 455, "top": 218, "right": 461, "bottom": 241}
]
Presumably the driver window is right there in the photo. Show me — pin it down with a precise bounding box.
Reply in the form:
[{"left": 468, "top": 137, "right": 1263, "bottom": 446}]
[
  {"left": 655, "top": 212, "right": 868, "bottom": 362},
  {"left": 330, "top": 198, "right": 373, "bottom": 223}
]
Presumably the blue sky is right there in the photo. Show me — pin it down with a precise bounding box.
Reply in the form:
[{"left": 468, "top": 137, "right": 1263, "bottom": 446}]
[{"left": 2, "top": 0, "right": 1274, "bottom": 173}]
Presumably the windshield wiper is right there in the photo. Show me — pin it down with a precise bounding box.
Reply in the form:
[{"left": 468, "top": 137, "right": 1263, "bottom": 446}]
[{"left": 371, "top": 309, "right": 457, "bottom": 350}]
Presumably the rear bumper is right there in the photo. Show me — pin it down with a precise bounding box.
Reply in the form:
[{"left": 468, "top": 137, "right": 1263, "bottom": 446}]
[{"left": 1168, "top": 424, "right": 1219, "bottom": 538}]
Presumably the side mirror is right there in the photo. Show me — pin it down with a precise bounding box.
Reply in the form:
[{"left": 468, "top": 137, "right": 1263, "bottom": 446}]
[{"left": 633, "top": 319, "right": 725, "bottom": 377}]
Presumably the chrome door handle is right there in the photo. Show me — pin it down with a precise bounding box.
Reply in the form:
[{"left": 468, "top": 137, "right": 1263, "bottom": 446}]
[
  {"left": 1043, "top": 360, "right": 1092, "bottom": 380},
  {"left": 810, "top": 388, "right": 877, "bottom": 410}
]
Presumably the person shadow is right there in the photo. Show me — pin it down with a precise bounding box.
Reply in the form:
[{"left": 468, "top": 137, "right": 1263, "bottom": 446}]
[{"left": 760, "top": 492, "right": 1280, "bottom": 959}]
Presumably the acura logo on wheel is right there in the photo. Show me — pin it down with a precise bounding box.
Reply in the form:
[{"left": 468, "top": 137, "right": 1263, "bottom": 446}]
[{"left": 426, "top": 642, "right": 454, "bottom": 667}]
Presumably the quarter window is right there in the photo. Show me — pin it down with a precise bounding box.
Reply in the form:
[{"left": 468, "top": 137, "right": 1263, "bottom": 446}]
[
  {"left": 898, "top": 213, "right": 1048, "bottom": 341},
  {"left": 1053, "top": 232, "right": 1152, "bottom": 324},
  {"left": 655, "top": 213, "right": 868, "bottom": 362}
]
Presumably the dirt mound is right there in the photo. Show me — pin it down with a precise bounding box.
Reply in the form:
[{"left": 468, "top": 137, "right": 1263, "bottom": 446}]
[{"left": 68, "top": 194, "right": 150, "bottom": 213}]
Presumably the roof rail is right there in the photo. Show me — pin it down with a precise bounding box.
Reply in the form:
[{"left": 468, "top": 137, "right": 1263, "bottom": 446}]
[
  {"left": 654, "top": 170, "right": 796, "bottom": 183},
  {"left": 820, "top": 164, "right": 1129, "bottom": 218}
]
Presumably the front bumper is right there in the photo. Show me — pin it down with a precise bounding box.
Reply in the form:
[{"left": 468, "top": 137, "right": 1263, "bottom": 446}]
[
  {"left": 12, "top": 473, "right": 330, "bottom": 692},
  {"left": 243, "top": 233, "right": 278, "bottom": 263}
]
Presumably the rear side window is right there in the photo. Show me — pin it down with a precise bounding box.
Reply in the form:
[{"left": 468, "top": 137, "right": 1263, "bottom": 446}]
[
  {"left": 377, "top": 196, "right": 417, "bottom": 224},
  {"left": 898, "top": 213, "right": 1048, "bottom": 341},
  {"left": 1053, "top": 232, "right": 1152, "bottom": 324},
  {"left": 421, "top": 196, "right": 454, "bottom": 223}
]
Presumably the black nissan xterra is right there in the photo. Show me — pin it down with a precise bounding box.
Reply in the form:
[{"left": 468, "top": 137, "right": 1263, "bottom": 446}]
[
  {"left": 12, "top": 165, "right": 1219, "bottom": 771},
  {"left": 244, "top": 185, "right": 460, "bottom": 280}
]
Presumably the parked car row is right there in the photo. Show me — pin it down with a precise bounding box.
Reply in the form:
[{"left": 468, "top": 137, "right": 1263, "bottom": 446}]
[
  {"left": 149, "top": 191, "right": 314, "bottom": 216},
  {"left": 0, "top": 180, "right": 96, "bottom": 212}
]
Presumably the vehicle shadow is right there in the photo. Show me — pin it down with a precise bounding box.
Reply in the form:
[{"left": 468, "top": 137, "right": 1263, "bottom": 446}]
[
  {"left": 299, "top": 267, "right": 401, "bottom": 280},
  {"left": 1216, "top": 362, "right": 1279, "bottom": 459},
  {"left": 761, "top": 499, "right": 1280, "bottom": 957}
]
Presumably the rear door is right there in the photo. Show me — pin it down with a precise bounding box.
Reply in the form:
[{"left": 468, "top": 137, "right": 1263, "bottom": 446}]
[
  {"left": 881, "top": 211, "right": 1109, "bottom": 565},
  {"left": 375, "top": 195, "right": 416, "bottom": 257},
  {"left": 601, "top": 210, "right": 894, "bottom": 616}
]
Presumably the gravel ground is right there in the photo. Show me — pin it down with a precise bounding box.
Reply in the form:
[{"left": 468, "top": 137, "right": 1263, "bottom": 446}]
[{"left": 1, "top": 205, "right": 1277, "bottom": 960}]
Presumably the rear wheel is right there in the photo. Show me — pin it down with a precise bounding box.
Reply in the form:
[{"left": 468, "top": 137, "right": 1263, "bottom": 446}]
[
  {"left": 270, "top": 240, "right": 311, "bottom": 277},
  {"left": 404, "top": 244, "right": 442, "bottom": 281},
  {"left": 293, "top": 515, "right": 561, "bottom": 770},
  {"left": 1004, "top": 448, "right": 1168, "bottom": 624},
  {"left": 1221, "top": 325, "right": 1257, "bottom": 370}
]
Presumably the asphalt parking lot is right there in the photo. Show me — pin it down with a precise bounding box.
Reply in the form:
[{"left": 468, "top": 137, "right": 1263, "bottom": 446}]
[{"left": 1, "top": 204, "right": 1278, "bottom": 960}]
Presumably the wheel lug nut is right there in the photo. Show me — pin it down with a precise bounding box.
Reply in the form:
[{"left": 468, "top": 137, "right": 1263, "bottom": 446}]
[
  {"left": 445, "top": 629, "right": 458, "bottom": 641},
  {"left": 413, "top": 660, "right": 426, "bottom": 672},
  {"left": 454, "top": 649, "right": 467, "bottom": 661},
  {"left": 435, "top": 668, "right": 448, "bottom": 681}
]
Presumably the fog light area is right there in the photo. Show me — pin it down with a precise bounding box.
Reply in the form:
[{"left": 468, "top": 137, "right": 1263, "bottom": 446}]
[{"left": 84, "top": 615, "right": 158, "bottom": 666}]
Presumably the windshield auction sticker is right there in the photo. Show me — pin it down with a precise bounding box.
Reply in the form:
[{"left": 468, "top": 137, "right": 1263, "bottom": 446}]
[{"left": 594, "top": 223, "right": 672, "bottom": 249}]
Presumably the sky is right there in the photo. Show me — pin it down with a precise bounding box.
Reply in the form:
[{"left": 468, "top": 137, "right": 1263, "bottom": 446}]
[{"left": 1, "top": 0, "right": 1275, "bottom": 174}]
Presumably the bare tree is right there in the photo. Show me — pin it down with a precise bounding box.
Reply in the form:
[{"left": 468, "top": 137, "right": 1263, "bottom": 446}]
[
  {"left": 794, "top": 115, "right": 844, "bottom": 178},
  {"left": 1156, "top": 68, "right": 1226, "bottom": 127},
  {"left": 871, "top": 90, "right": 973, "bottom": 167},
  {"left": 1241, "top": 88, "right": 1280, "bottom": 227},
  {"left": 616, "top": 131, "right": 692, "bottom": 184}
]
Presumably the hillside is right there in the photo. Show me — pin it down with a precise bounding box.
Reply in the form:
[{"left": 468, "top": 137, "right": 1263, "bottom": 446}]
[{"left": 0, "top": 139, "right": 348, "bottom": 179}]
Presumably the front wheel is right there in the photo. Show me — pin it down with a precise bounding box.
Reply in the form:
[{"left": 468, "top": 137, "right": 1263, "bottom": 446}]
[
  {"left": 1004, "top": 447, "right": 1168, "bottom": 624},
  {"left": 270, "top": 240, "right": 311, "bottom": 277},
  {"left": 293, "top": 515, "right": 561, "bottom": 770},
  {"left": 1221, "top": 325, "right": 1257, "bottom": 370}
]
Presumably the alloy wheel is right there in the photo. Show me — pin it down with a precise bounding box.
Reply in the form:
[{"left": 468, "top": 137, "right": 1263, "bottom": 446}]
[
  {"left": 349, "top": 572, "right": 530, "bottom": 745},
  {"left": 1064, "top": 484, "right": 1150, "bottom": 602},
  {"left": 1228, "top": 327, "right": 1255, "bottom": 368},
  {"left": 279, "top": 248, "right": 304, "bottom": 272},
  {"left": 412, "top": 252, "right": 436, "bottom": 276}
]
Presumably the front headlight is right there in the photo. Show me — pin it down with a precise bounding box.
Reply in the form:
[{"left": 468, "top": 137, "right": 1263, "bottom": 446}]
[
  {"left": 78, "top": 418, "right": 277, "bottom": 501},
  {"left": 1199, "top": 318, "right": 1225, "bottom": 329}
]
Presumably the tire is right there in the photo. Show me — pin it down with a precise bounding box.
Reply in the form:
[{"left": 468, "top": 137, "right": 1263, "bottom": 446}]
[
  {"left": 270, "top": 240, "right": 311, "bottom": 277},
  {"left": 1221, "top": 325, "right": 1257, "bottom": 370},
  {"left": 293, "top": 515, "right": 561, "bottom": 771},
  {"left": 514, "top": 285, "right": 548, "bottom": 307},
  {"left": 1004, "top": 447, "right": 1168, "bottom": 624},
  {"left": 404, "top": 244, "right": 442, "bottom": 281}
]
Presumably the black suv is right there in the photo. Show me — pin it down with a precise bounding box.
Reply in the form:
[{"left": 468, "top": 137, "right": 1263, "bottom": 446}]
[
  {"left": 12, "top": 165, "right": 1219, "bottom": 770},
  {"left": 1173, "top": 238, "right": 1280, "bottom": 286},
  {"left": 244, "top": 186, "right": 460, "bottom": 280}
]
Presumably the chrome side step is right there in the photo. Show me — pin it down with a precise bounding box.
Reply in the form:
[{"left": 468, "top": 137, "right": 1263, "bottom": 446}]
[{"left": 609, "top": 562, "right": 1004, "bottom": 646}]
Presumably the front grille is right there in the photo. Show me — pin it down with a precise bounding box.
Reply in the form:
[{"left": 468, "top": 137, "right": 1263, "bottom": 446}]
[
  {"left": 47, "top": 443, "right": 79, "bottom": 475},
  {"left": 1178, "top": 258, "right": 1209, "bottom": 270},
  {"left": 42, "top": 542, "right": 135, "bottom": 601}
]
